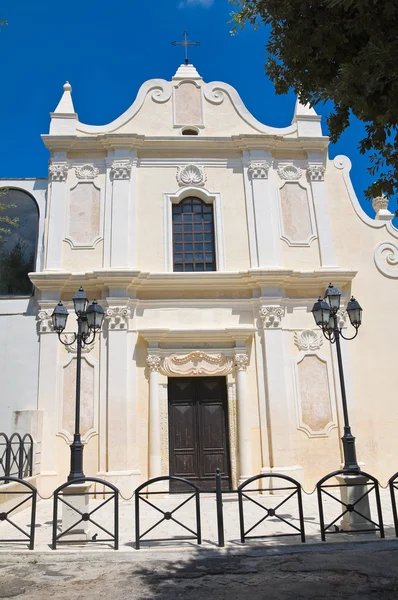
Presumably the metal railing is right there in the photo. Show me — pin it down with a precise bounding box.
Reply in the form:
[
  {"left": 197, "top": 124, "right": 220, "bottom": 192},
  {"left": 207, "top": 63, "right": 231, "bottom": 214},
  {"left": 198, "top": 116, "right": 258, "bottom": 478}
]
[
  {"left": 134, "top": 476, "right": 202, "bottom": 550},
  {"left": 317, "top": 469, "right": 385, "bottom": 540},
  {"left": 0, "top": 433, "right": 33, "bottom": 482},
  {"left": 0, "top": 476, "right": 37, "bottom": 550}
]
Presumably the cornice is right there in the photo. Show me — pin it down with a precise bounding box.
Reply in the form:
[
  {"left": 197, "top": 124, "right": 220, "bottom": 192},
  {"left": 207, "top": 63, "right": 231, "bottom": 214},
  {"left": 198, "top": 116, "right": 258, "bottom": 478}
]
[
  {"left": 29, "top": 267, "right": 357, "bottom": 295},
  {"left": 41, "top": 133, "right": 329, "bottom": 154}
]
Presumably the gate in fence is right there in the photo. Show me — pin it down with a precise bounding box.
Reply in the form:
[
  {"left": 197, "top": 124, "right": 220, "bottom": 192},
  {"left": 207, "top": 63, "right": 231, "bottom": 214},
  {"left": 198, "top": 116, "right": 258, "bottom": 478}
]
[{"left": 0, "top": 433, "right": 33, "bottom": 482}]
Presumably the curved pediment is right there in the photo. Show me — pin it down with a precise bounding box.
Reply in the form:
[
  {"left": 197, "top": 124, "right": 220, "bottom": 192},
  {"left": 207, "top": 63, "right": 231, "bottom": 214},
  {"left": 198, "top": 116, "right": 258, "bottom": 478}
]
[{"left": 50, "top": 64, "right": 322, "bottom": 139}]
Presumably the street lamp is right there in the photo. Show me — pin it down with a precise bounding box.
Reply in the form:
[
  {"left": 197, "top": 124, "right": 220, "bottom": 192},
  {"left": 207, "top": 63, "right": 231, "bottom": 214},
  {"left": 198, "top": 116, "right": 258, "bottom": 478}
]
[
  {"left": 312, "top": 283, "right": 363, "bottom": 471},
  {"left": 52, "top": 287, "right": 105, "bottom": 482}
]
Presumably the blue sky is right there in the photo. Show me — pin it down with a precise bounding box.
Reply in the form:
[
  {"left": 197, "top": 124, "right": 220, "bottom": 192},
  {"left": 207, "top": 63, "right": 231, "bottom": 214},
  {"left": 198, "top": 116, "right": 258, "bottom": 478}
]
[{"left": 0, "top": 0, "right": 377, "bottom": 218}]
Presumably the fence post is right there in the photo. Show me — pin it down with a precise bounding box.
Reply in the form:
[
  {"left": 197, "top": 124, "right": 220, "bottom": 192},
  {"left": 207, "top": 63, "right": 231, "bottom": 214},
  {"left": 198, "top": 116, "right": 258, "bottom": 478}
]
[{"left": 215, "top": 468, "right": 225, "bottom": 547}]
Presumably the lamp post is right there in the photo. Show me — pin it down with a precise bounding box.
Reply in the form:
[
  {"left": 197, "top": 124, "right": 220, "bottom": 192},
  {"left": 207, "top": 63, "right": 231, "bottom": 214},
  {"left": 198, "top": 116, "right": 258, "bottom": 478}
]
[
  {"left": 312, "top": 284, "right": 363, "bottom": 471},
  {"left": 52, "top": 287, "right": 105, "bottom": 482}
]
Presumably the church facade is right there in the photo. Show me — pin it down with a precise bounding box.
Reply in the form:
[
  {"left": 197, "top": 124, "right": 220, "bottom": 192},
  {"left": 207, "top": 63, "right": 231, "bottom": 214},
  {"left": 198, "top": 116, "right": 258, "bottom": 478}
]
[{"left": 1, "top": 63, "right": 397, "bottom": 496}]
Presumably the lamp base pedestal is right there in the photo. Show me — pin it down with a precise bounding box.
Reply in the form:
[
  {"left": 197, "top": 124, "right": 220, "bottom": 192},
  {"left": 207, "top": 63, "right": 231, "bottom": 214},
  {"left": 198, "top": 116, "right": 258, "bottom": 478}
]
[
  {"left": 61, "top": 482, "right": 92, "bottom": 542},
  {"left": 335, "top": 474, "right": 375, "bottom": 533}
]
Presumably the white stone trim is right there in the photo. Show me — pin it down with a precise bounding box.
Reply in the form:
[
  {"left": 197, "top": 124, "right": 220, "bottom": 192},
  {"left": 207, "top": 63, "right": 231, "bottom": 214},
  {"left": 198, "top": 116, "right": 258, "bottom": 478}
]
[
  {"left": 374, "top": 241, "right": 398, "bottom": 278},
  {"left": 163, "top": 186, "right": 226, "bottom": 272},
  {"left": 76, "top": 79, "right": 172, "bottom": 134},
  {"left": 334, "top": 155, "right": 398, "bottom": 238},
  {"left": 203, "top": 81, "right": 297, "bottom": 136}
]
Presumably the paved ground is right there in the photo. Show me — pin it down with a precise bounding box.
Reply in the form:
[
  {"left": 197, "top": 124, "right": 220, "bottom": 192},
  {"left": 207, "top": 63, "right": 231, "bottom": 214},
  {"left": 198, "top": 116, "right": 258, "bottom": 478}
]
[
  {"left": 1, "top": 542, "right": 398, "bottom": 599},
  {"left": 0, "top": 484, "right": 395, "bottom": 551}
]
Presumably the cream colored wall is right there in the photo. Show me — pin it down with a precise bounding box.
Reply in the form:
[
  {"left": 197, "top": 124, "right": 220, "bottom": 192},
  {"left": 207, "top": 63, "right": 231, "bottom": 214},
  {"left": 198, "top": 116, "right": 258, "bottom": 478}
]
[
  {"left": 325, "top": 161, "right": 398, "bottom": 483},
  {"left": 136, "top": 163, "right": 250, "bottom": 272},
  {"left": 109, "top": 90, "right": 260, "bottom": 137}
]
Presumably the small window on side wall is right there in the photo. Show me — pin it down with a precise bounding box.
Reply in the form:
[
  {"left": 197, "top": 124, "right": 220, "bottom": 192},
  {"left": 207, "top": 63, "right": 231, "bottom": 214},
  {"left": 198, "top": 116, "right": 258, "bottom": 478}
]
[
  {"left": 172, "top": 197, "right": 216, "bottom": 272},
  {"left": 0, "top": 188, "right": 39, "bottom": 296},
  {"left": 181, "top": 127, "right": 199, "bottom": 136}
]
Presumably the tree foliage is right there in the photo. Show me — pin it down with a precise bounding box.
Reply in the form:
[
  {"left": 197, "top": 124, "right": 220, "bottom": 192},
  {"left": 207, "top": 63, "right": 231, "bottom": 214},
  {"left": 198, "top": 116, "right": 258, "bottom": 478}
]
[
  {"left": 230, "top": 0, "right": 398, "bottom": 200},
  {"left": 0, "top": 190, "right": 19, "bottom": 243}
]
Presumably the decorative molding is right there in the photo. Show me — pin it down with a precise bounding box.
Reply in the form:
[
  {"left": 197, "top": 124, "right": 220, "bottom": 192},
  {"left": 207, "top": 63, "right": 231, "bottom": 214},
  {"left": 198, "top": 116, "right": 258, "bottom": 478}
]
[
  {"left": 307, "top": 165, "right": 325, "bottom": 182},
  {"left": 234, "top": 353, "right": 249, "bottom": 371},
  {"left": 248, "top": 161, "right": 270, "bottom": 180},
  {"left": 76, "top": 79, "right": 172, "bottom": 134},
  {"left": 334, "top": 155, "right": 398, "bottom": 237},
  {"left": 163, "top": 186, "right": 226, "bottom": 272},
  {"left": 146, "top": 355, "right": 161, "bottom": 372},
  {"left": 374, "top": 241, "right": 398, "bottom": 278},
  {"left": 277, "top": 165, "right": 302, "bottom": 180},
  {"left": 259, "top": 306, "right": 285, "bottom": 328},
  {"left": 110, "top": 161, "right": 132, "bottom": 180},
  {"left": 37, "top": 309, "right": 54, "bottom": 333},
  {"left": 294, "top": 329, "right": 323, "bottom": 352},
  {"left": 159, "top": 384, "right": 169, "bottom": 477},
  {"left": 161, "top": 351, "right": 234, "bottom": 376},
  {"left": 336, "top": 308, "right": 347, "bottom": 329},
  {"left": 176, "top": 164, "right": 207, "bottom": 186},
  {"left": 105, "top": 306, "right": 130, "bottom": 329},
  {"left": 203, "top": 81, "right": 297, "bottom": 136},
  {"left": 277, "top": 180, "right": 317, "bottom": 247},
  {"left": 74, "top": 164, "right": 99, "bottom": 180},
  {"left": 227, "top": 382, "right": 238, "bottom": 489},
  {"left": 49, "top": 163, "right": 68, "bottom": 182},
  {"left": 63, "top": 335, "right": 95, "bottom": 354}
]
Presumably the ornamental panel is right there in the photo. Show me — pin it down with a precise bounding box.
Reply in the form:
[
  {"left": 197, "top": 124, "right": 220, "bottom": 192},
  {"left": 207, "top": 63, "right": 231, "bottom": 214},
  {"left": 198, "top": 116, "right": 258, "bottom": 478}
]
[
  {"left": 161, "top": 351, "right": 234, "bottom": 376},
  {"left": 61, "top": 357, "right": 95, "bottom": 441},
  {"left": 279, "top": 182, "right": 316, "bottom": 246},
  {"left": 67, "top": 182, "right": 101, "bottom": 247}
]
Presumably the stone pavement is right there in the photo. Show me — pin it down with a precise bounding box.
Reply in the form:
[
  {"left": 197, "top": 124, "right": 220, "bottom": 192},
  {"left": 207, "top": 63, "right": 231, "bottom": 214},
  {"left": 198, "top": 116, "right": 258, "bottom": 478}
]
[{"left": 0, "top": 482, "right": 396, "bottom": 553}]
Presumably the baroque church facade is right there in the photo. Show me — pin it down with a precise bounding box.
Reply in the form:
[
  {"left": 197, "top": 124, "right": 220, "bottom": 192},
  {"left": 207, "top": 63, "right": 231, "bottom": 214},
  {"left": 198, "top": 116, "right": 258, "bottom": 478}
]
[{"left": 1, "top": 63, "right": 397, "bottom": 495}]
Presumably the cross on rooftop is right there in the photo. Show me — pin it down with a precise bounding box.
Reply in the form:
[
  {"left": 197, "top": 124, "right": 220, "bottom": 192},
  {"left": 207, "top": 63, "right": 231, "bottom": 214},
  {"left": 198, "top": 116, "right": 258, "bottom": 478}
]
[{"left": 172, "top": 31, "right": 200, "bottom": 65}]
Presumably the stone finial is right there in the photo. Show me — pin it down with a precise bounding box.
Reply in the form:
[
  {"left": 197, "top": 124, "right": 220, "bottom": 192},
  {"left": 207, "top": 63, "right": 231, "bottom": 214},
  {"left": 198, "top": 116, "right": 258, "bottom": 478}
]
[
  {"left": 372, "top": 196, "right": 393, "bottom": 221},
  {"left": 291, "top": 97, "right": 322, "bottom": 137},
  {"left": 53, "top": 81, "right": 75, "bottom": 114}
]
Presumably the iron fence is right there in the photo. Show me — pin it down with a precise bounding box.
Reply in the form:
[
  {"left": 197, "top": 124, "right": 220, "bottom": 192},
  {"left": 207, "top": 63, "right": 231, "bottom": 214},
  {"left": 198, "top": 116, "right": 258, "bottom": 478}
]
[
  {"left": 135, "top": 475, "right": 202, "bottom": 550},
  {"left": 237, "top": 473, "right": 306, "bottom": 544},
  {"left": 52, "top": 477, "right": 119, "bottom": 550},
  {"left": 0, "top": 433, "right": 33, "bottom": 482},
  {"left": 317, "top": 469, "right": 384, "bottom": 540},
  {"left": 0, "top": 477, "right": 37, "bottom": 550}
]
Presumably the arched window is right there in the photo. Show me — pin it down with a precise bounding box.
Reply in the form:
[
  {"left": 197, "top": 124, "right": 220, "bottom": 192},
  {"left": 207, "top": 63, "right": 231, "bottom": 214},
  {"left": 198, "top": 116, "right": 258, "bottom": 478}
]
[
  {"left": 0, "top": 188, "right": 39, "bottom": 296},
  {"left": 172, "top": 197, "right": 216, "bottom": 272}
]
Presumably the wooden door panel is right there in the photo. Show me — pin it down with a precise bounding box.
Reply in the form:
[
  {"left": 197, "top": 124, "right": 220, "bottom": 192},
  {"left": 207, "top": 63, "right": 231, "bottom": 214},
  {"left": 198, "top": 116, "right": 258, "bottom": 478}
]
[{"left": 168, "top": 377, "right": 231, "bottom": 491}]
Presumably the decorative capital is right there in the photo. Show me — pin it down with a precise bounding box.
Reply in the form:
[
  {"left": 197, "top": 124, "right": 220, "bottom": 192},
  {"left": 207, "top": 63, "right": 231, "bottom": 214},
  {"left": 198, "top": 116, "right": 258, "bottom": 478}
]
[
  {"left": 105, "top": 306, "right": 130, "bottom": 329},
  {"left": 49, "top": 163, "right": 68, "bottom": 182},
  {"left": 75, "top": 164, "right": 99, "bottom": 180},
  {"left": 235, "top": 353, "right": 249, "bottom": 371},
  {"left": 110, "top": 161, "right": 132, "bottom": 180},
  {"left": 248, "top": 161, "right": 270, "bottom": 180},
  {"left": 294, "top": 329, "right": 323, "bottom": 352},
  {"left": 177, "top": 164, "right": 207, "bottom": 186},
  {"left": 37, "top": 309, "right": 54, "bottom": 333},
  {"left": 307, "top": 165, "right": 326, "bottom": 182},
  {"left": 147, "top": 355, "right": 161, "bottom": 372},
  {"left": 259, "top": 305, "right": 285, "bottom": 328},
  {"left": 277, "top": 165, "right": 302, "bottom": 180}
]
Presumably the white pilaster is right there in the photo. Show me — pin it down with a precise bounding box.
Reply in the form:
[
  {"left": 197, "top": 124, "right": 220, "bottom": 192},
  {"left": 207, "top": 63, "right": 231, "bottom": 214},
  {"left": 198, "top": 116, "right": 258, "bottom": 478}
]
[
  {"left": 259, "top": 305, "right": 303, "bottom": 484},
  {"left": 36, "top": 310, "right": 59, "bottom": 494},
  {"left": 46, "top": 154, "right": 68, "bottom": 270},
  {"left": 235, "top": 352, "right": 252, "bottom": 484},
  {"left": 147, "top": 355, "right": 162, "bottom": 480},
  {"left": 104, "top": 305, "right": 132, "bottom": 493},
  {"left": 109, "top": 151, "right": 137, "bottom": 268},
  {"left": 243, "top": 151, "right": 281, "bottom": 267},
  {"left": 307, "top": 153, "right": 338, "bottom": 268}
]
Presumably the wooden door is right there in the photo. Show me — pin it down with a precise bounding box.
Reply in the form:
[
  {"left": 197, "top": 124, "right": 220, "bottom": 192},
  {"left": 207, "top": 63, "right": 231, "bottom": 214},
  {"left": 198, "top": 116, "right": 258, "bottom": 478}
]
[{"left": 168, "top": 377, "right": 231, "bottom": 491}]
